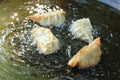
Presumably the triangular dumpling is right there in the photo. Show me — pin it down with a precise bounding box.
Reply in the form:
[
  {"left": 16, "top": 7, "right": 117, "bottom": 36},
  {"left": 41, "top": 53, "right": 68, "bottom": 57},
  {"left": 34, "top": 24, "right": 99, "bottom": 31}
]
[
  {"left": 68, "top": 37, "right": 102, "bottom": 68},
  {"left": 32, "top": 27, "right": 60, "bottom": 55},
  {"left": 70, "top": 18, "right": 93, "bottom": 43},
  {"left": 28, "top": 10, "right": 66, "bottom": 26}
]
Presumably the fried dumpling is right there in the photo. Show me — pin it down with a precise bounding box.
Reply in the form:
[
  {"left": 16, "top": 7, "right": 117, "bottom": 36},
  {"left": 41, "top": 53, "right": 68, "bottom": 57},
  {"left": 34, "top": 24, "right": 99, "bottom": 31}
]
[
  {"left": 28, "top": 9, "right": 66, "bottom": 26},
  {"left": 68, "top": 37, "right": 102, "bottom": 68},
  {"left": 31, "top": 27, "right": 60, "bottom": 55},
  {"left": 70, "top": 18, "right": 93, "bottom": 43}
]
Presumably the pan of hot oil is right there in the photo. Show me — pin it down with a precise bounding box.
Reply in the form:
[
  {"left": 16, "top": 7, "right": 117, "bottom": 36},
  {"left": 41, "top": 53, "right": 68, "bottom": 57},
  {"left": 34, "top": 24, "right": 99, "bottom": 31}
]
[{"left": 0, "top": 0, "right": 120, "bottom": 80}]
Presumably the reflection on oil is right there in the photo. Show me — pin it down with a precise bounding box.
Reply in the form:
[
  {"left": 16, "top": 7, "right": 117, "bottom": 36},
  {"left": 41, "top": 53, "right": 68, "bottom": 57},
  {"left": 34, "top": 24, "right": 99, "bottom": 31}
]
[{"left": 0, "top": 0, "right": 120, "bottom": 80}]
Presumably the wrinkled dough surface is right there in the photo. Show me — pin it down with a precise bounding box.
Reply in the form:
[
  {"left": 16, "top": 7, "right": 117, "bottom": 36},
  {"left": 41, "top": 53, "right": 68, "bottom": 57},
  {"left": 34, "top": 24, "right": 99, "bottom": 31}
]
[
  {"left": 70, "top": 18, "right": 93, "bottom": 43},
  {"left": 68, "top": 37, "right": 102, "bottom": 68},
  {"left": 32, "top": 27, "right": 60, "bottom": 55},
  {"left": 28, "top": 10, "right": 66, "bottom": 26}
]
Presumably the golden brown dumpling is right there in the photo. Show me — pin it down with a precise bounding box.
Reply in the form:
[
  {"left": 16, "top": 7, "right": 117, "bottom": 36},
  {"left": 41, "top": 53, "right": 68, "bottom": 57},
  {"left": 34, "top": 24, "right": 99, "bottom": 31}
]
[
  {"left": 70, "top": 18, "right": 93, "bottom": 43},
  {"left": 28, "top": 10, "right": 66, "bottom": 26},
  {"left": 32, "top": 27, "right": 60, "bottom": 55},
  {"left": 68, "top": 37, "right": 102, "bottom": 68}
]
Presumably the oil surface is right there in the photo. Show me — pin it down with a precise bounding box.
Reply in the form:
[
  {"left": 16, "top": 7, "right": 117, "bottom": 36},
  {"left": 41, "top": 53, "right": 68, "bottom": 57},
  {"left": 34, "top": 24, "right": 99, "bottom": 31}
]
[{"left": 0, "top": 0, "right": 120, "bottom": 80}]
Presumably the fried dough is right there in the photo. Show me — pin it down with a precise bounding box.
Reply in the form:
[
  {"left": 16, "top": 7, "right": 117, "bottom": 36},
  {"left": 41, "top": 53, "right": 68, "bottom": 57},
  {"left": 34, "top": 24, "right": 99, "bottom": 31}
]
[
  {"left": 68, "top": 37, "right": 102, "bottom": 68},
  {"left": 32, "top": 27, "right": 60, "bottom": 55},
  {"left": 28, "top": 10, "right": 66, "bottom": 26},
  {"left": 70, "top": 18, "right": 93, "bottom": 43}
]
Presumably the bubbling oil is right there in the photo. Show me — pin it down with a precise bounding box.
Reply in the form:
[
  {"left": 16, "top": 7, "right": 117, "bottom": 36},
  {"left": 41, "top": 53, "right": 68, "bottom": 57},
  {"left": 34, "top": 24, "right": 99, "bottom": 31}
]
[{"left": 0, "top": 0, "right": 120, "bottom": 80}]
